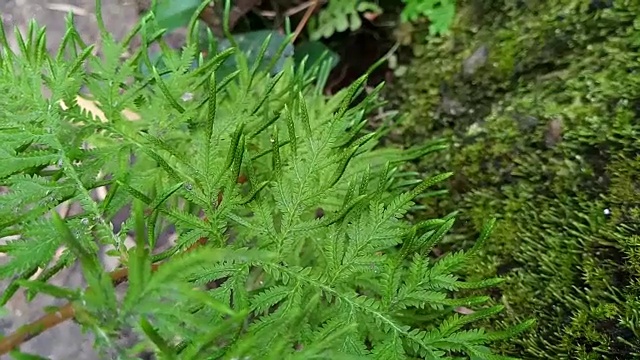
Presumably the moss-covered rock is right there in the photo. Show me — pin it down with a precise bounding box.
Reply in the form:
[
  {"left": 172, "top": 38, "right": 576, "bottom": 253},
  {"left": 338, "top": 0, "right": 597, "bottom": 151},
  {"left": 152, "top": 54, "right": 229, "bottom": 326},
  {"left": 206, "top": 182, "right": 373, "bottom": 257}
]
[{"left": 398, "top": 0, "right": 640, "bottom": 358}]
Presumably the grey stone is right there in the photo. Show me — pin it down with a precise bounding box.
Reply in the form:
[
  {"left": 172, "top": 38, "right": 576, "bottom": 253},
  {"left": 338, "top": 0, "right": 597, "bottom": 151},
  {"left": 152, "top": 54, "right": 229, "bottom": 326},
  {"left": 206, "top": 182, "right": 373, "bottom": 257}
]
[
  {"left": 463, "top": 45, "right": 489, "bottom": 77},
  {"left": 514, "top": 113, "right": 540, "bottom": 132}
]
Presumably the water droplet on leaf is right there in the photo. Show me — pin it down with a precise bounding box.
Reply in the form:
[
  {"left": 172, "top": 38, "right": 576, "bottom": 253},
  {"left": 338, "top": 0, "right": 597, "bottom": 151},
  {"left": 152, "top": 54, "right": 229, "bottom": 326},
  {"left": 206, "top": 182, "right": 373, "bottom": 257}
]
[{"left": 181, "top": 92, "right": 194, "bottom": 102}]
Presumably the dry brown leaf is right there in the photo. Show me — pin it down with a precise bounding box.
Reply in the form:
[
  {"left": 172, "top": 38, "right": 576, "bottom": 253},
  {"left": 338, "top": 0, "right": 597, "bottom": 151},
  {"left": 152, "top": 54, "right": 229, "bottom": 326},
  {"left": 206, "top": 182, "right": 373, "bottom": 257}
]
[
  {"left": 46, "top": 3, "right": 89, "bottom": 16},
  {"left": 59, "top": 96, "right": 140, "bottom": 122},
  {"left": 454, "top": 306, "right": 475, "bottom": 315}
]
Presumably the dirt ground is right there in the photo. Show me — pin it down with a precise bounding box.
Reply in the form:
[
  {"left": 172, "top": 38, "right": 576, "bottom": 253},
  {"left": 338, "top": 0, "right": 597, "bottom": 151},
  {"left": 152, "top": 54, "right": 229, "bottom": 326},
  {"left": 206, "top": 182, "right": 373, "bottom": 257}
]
[{"left": 0, "top": 2, "right": 142, "bottom": 359}]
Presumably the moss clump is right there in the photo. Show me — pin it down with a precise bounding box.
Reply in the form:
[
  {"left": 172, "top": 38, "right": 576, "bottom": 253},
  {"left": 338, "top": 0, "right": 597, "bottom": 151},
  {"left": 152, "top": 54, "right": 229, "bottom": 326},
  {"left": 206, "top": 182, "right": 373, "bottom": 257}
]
[{"left": 398, "top": 0, "right": 640, "bottom": 358}]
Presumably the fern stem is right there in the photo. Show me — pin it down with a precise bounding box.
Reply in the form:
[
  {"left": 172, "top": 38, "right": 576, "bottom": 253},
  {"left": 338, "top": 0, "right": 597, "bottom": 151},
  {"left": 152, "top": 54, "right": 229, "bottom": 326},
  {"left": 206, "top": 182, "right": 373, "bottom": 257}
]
[{"left": 0, "top": 301, "right": 76, "bottom": 354}]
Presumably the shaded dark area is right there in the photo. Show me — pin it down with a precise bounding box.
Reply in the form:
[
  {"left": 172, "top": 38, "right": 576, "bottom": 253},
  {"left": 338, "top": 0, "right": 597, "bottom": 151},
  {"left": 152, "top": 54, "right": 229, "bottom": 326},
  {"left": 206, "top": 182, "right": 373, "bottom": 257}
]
[
  {"left": 240, "top": 1, "right": 401, "bottom": 95},
  {"left": 321, "top": 20, "right": 396, "bottom": 94}
]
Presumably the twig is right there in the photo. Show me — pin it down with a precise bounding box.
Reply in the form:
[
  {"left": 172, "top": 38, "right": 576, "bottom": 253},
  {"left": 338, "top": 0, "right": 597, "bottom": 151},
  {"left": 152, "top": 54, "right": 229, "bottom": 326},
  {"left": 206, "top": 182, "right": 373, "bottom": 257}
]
[
  {"left": 291, "top": 0, "right": 321, "bottom": 43},
  {"left": 259, "top": 0, "right": 321, "bottom": 18},
  {"left": 0, "top": 302, "right": 76, "bottom": 354}
]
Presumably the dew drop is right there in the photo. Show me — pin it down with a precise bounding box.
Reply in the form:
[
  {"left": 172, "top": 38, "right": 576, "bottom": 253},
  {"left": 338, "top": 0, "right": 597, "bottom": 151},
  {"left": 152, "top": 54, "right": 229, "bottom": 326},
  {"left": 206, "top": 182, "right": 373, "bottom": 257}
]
[
  {"left": 604, "top": 208, "right": 611, "bottom": 216},
  {"left": 81, "top": 218, "right": 90, "bottom": 226},
  {"left": 184, "top": 183, "right": 193, "bottom": 191},
  {"left": 181, "top": 92, "right": 194, "bottom": 102}
]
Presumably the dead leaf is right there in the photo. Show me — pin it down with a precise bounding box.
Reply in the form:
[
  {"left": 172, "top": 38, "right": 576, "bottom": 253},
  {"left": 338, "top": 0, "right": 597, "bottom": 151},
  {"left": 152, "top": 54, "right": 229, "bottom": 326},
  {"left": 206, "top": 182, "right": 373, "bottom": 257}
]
[
  {"left": 454, "top": 306, "right": 475, "bottom": 315},
  {"left": 59, "top": 96, "right": 141, "bottom": 122},
  {"left": 46, "top": 3, "right": 89, "bottom": 16}
]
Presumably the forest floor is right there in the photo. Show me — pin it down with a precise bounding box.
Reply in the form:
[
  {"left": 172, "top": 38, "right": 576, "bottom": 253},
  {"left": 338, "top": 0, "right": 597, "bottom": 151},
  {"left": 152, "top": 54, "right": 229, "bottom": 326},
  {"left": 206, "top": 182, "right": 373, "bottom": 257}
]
[{"left": 0, "top": 2, "right": 140, "bottom": 359}]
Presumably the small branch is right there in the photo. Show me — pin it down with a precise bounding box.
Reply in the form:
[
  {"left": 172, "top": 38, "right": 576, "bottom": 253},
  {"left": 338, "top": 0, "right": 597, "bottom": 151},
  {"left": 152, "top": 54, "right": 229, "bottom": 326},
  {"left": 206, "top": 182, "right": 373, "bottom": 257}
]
[
  {"left": 259, "top": 0, "right": 320, "bottom": 18},
  {"left": 0, "top": 302, "right": 76, "bottom": 354},
  {"left": 291, "top": 0, "right": 321, "bottom": 43}
]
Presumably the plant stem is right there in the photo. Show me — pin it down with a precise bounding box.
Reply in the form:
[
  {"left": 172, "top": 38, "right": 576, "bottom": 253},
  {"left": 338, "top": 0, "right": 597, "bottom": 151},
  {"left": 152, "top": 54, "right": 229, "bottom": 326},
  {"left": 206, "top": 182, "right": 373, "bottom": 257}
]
[{"left": 291, "top": 0, "right": 321, "bottom": 43}]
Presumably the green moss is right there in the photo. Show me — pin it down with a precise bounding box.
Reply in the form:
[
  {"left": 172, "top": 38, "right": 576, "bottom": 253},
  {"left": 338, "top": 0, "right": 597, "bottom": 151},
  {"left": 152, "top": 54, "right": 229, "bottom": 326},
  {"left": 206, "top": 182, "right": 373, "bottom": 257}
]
[{"left": 398, "top": 0, "right": 640, "bottom": 358}]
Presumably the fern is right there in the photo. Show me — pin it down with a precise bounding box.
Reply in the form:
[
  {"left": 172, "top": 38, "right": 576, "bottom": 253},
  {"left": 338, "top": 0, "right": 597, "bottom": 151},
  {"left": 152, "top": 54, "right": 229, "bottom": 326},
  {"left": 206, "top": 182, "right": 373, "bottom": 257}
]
[
  {"left": 0, "top": 1, "right": 531, "bottom": 358},
  {"left": 310, "top": 0, "right": 456, "bottom": 39},
  {"left": 401, "top": 0, "right": 456, "bottom": 35},
  {"left": 309, "top": 0, "right": 383, "bottom": 40}
]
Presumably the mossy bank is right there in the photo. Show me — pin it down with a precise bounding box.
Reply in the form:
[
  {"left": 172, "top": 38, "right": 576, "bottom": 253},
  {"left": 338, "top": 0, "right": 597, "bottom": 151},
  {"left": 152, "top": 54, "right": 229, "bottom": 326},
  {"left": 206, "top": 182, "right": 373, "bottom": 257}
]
[{"left": 398, "top": 0, "right": 640, "bottom": 358}]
